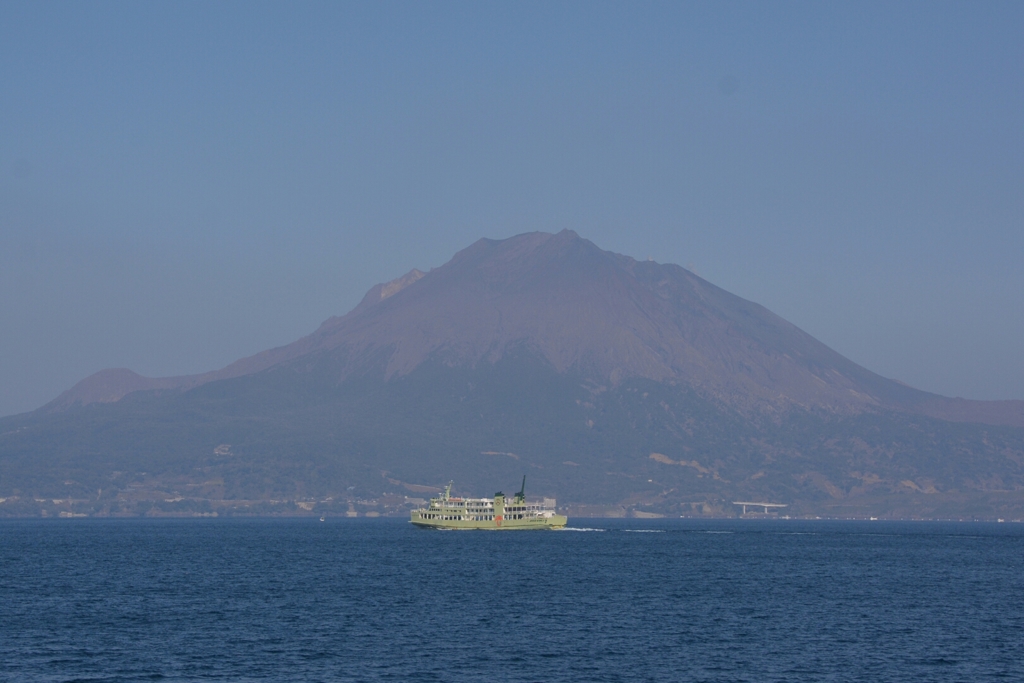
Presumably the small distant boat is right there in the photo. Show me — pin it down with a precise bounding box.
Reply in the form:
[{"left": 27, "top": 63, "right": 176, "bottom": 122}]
[
  {"left": 319, "top": 515, "right": 326, "bottom": 522},
  {"left": 410, "top": 477, "right": 566, "bottom": 530}
]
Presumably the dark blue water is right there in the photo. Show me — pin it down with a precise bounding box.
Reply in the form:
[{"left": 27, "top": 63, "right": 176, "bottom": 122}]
[{"left": 2, "top": 519, "right": 1022, "bottom": 682}]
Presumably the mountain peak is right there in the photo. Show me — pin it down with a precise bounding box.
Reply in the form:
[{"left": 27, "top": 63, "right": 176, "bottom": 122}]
[
  {"left": 43, "top": 368, "right": 185, "bottom": 413},
  {"left": 38, "top": 232, "right": 1024, "bottom": 427}
]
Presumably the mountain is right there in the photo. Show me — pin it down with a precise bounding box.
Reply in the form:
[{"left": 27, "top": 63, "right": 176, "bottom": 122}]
[
  {"left": 48, "top": 231, "right": 1024, "bottom": 424},
  {"left": 3, "top": 231, "right": 1023, "bottom": 519}
]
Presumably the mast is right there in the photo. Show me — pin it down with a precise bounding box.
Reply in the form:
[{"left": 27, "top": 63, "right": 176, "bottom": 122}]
[{"left": 516, "top": 475, "right": 526, "bottom": 503}]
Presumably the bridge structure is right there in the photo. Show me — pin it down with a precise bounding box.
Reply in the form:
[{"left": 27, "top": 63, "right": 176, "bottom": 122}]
[{"left": 733, "top": 501, "right": 788, "bottom": 515}]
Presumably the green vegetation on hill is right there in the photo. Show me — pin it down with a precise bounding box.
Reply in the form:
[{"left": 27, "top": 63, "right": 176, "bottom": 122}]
[{"left": 3, "top": 349, "right": 1023, "bottom": 518}]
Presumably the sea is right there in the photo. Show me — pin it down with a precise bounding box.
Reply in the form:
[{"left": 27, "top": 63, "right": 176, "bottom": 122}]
[{"left": 2, "top": 518, "right": 1022, "bottom": 683}]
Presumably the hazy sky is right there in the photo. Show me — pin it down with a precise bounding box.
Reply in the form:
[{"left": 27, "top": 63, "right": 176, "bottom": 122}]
[{"left": 2, "top": 1, "right": 1022, "bottom": 416}]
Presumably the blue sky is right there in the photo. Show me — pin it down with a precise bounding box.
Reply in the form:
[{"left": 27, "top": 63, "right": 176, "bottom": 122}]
[{"left": 2, "top": 1, "right": 1022, "bottom": 416}]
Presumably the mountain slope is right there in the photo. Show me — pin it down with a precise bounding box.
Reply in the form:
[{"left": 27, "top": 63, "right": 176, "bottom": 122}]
[
  {"left": 49, "top": 230, "right": 1023, "bottom": 426},
  {"left": 5, "top": 230, "right": 1023, "bottom": 518}
]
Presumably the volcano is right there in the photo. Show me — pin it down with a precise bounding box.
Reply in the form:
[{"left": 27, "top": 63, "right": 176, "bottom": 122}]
[{"left": 3, "top": 231, "right": 1024, "bottom": 518}]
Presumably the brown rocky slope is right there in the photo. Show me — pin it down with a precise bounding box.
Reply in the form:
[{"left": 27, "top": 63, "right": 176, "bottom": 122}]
[{"left": 47, "top": 230, "right": 1024, "bottom": 427}]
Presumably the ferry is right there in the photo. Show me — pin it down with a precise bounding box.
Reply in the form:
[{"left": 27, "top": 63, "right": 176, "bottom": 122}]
[{"left": 410, "top": 478, "right": 567, "bottom": 530}]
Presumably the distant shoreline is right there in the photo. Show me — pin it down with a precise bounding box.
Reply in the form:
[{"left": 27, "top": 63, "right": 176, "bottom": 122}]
[{"left": 1, "top": 510, "right": 1020, "bottom": 523}]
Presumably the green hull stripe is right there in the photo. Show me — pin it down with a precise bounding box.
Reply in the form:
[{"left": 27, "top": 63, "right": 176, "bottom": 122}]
[{"left": 410, "top": 515, "right": 567, "bottom": 530}]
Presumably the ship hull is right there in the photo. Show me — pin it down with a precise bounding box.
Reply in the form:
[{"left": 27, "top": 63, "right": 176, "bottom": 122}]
[{"left": 410, "top": 514, "right": 567, "bottom": 530}]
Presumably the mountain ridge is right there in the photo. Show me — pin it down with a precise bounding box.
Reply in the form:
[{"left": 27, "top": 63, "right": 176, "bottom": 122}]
[
  {"left": 44, "top": 230, "right": 1024, "bottom": 427},
  {"left": 4, "top": 230, "right": 1024, "bottom": 518}
]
